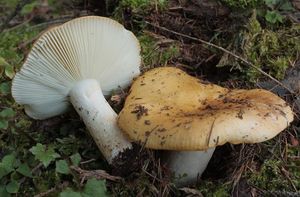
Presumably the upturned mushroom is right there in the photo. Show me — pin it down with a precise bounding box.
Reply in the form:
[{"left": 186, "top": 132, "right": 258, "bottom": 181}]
[
  {"left": 117, "top": 67, "right": 294, "bottom": 185},
  {"left": 12, "top": 16, "right": 141, "bottom": 163}
]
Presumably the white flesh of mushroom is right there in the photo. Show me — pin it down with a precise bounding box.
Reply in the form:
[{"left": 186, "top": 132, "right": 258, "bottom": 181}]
[
  {"left": 162, "top": 149, "right": 215, "bottom": 186},
  {"left": 70, "top": 79, "right": 132, "bottom": 163}
]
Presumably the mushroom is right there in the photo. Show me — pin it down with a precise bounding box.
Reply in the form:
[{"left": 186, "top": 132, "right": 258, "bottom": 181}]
[
  {"left": 12, "top": 16, "right": 141, "bottom": 163},
  {"left": 117, "top": 66, "right": 294, "bottom": 185}
]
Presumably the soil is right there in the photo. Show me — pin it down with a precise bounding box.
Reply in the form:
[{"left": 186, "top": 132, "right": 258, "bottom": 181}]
[{"left": 110, "top": 144, "right": 150, "bottom": 177}]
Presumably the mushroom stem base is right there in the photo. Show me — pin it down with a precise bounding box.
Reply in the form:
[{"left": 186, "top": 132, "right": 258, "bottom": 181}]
[
  {"left": 162, "top": 148, "right": 215, "bottom": 186},
  {"left": 70, "top": 79, "right": 132, "bottom": 163}
]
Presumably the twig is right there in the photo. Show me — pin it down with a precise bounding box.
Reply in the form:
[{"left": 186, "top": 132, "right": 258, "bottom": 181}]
[
  {"left": 3, "top": 15, "right": 76, "bottom": 34},
  {"left": 250, "top": 184, "right": 300, "bottom": 197},
  {"left": 34, "top": 187, "right": 57, "bottom": 197},
  {"left": 0, "top": 0, "right": 33, "bottom": 32},
  {"left": 24, "top": 16, "right": 75, "bottom": 31},
  {"left": 2, "top": 19, "right": 31, "bottom": 33},
  {"left": 280, "top": 167, "right": 298, "bottom": 192},
  {"left": 145, "top": 21, "right": 297, "bottom": 96},
  {"left": 179, "top": 187, "right": 204, "bottom": 197},
  {"left": 141, "top": 167, "right": 164, "bottom": 183},
  {"left": 264, "top": 190, "right": 300, "bottom": 197},
  {"left": 70, "top": 166, "right": 122, "bottom": 182},
  {"left": 34, "top": 181, "right": 69, "bottom": 197},
  {"left": 80, "top": 158, "right": 96, "bottom": 164}
]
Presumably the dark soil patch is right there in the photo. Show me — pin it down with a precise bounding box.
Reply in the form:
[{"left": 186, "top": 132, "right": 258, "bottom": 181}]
[{"left": 110, "top": 144, "right": 150, "bottom": 177}]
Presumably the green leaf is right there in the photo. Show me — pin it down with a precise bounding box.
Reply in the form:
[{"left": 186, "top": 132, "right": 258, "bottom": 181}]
[
  {"left": 6, "top": 180, "right": 19, "bottom": 194},
  {"left": 55, "top": 160, "right": 70, "bottom": 174},
  {"left": 82, "top": 178, "right": 108, "bottom": 197},
  {"left": 265, "top": 11, "right": 283, "bottom": 24},
  {"left": 0, "top": 57, "right": 8, "bottom": 76},
  {"left": 0, "top": 154, "right": 16, "bottom": 179},
  {"left": 0, "top": 57, "right": 14, "bottom": 79},
  {"left": 0, "top": 82, "right": 10, "bottom": 95},
  {"left": 59, "top": 179, "right": 108, "bottom": 197},
  {"left": 59, "top": 188, "right": 82, "bottom": 197},
  {"left": 70, "top": 153, "right": 81, "bottom": 166},
  {"left": 279, "top": 1, "right": 294, "bottom": 11},
  {"left": 0, "top": 108, "right": 16, "bottom": 118},
  {"left": 0, "top": 185, "right": 10, "bottom": 197},
  {"left": 0, "top": 120, "right": 8, "bottom": 130},
  {"left": 0, "top": 57, "right": 9, "bottom": 67},
  {"left": 4, "top": 66, "right": 15, "bottom": 79},
  {"left": 264, "top": 0, "right": 279, "bottom": 6},
  {"left": 16, "top": 163, "right": 32, "bottom": 177},
  {"left": 20, "top": 2, "right": 38, "bottom": 15},
  {"left": 0, "top": 166, "right": 8, "bottom": 179},
  {"left": 1, "top": 154, "right": 16, "bottom": 171},
  {"left": 29, "top": 143, "right": 60, "bottom": 167}
]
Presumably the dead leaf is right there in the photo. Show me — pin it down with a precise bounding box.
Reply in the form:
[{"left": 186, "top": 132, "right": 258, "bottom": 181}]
[
  {"left": 290, "top": 135, "right": 299, "bottom": 146},
  {"left": 292, "top": 0, "right": 300, "bottom": 10},
  {"left": 111, "top": 95, "right": 122, "bottom": 105},
  {"left": 179, "top": 187, "right": 204, "bottom": 197}
]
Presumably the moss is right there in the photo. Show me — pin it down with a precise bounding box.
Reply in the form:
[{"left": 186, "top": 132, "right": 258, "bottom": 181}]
[
  {"left": 139, "top": 34, "right": 179, "bottom": 71},
  {"left": 113, "top": 0, "right": 167, "bottom": 21},
  {"left": 110, "top": 172, "right": 165, "bottom": 196},
  {"left": 120, "top": 0, "right": 167, "bottom": 12},
  {"left": 220, "top": 0, "right": 260, "bottom": 9},
  {"left": 217, "top": 12, "right": 300, "bottom": 82},
  {"left": 246, "top": 140, "right": 300, "bottom": 192},
  {"left": 0, "top": 26, "right": 40, "bottom": 70},
  {"left": 197, "top": 181, "right": 231, "bottom": 197},
  {"left": 244, "top": 14, "right": 299, "bottom": 81},
  {"left": 285, "top": 146, "right": 300, "bottom": 189},
  {"left": 248, "top": 160, "right": 290, "bottom": 190},
  {"left": 113, "top": 0, "right": 168, "bottom": 30}
]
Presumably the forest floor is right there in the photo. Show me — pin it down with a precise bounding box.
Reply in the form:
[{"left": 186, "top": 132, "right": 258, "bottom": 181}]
[{"left": 0, "top": 0, "right": 300, "bottom": 196}]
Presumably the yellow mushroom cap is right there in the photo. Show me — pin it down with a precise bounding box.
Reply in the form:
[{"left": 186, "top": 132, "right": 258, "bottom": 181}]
[{"left": 117, "top": 67, "right": 294, "bottom": 151}]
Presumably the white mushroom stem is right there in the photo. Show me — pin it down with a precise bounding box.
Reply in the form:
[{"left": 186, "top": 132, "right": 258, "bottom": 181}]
[
  {"left": 69, "top": 79, "right": 132, "bottom": 163},
  {"left": 163, "top": 148, "right": 215, "bottom": 186}
]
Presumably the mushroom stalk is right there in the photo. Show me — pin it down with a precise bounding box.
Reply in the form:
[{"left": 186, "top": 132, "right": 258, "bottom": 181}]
[
  {"left": 163, "top": 149, "right": 215, "bottom": 186},
  {"left": 70, "top": 79, "right": 132, "bottom": 163}
]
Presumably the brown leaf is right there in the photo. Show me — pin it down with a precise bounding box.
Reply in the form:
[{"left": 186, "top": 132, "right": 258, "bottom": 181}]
[
  {"left": 290, "top": 135, "right": 299, "bottom": 146},
  {"left": 179, "top": 187, "right": 204, "bottom": 197},
  {"left": 110, "top": 95, "right": 122, "bottom": 104},
  {"left": 292, "top": 0, "right": 300, "bottom": 10}
]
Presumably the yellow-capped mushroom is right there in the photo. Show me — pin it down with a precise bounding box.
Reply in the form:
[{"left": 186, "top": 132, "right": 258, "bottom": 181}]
[{"left": 118, "top": 66, "right": 293, "bottom": 185}]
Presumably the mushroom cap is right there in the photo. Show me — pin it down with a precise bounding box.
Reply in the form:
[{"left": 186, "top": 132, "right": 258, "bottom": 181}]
[
  {"left": 12, "top": 16, "right": 140, "bottom": 119},
  {"left": 117, "top": 67, "right": 294, "bottom": 150}
]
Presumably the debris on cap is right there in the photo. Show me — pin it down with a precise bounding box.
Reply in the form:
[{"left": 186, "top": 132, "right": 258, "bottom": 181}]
[{"left": 118, "top": 67, "right": 294, "bottom": 150}]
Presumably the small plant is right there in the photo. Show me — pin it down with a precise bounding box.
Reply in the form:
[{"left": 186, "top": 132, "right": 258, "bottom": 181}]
[
  {"left": 120, "top": 0, "right": 167, "bottom": 12},
  {"left": 217, "top": 12, "right": 300, "bottom": 81},
  {"left": 220, "top": 0, "right": 294, "bottom": 25},
  {"left": 59, "top": 178, "right": 108, "bottom": 197},
  {"left": 0, "top": 108, "right": 15, "bottom": 130},
  {"left": 263, "top": 0, "right": 294, "bottom": 24},
  {"left": 29, "top": 143, "right": 60, "bottom": 168},
  {"left": 0, "top": 153, "right": 33, "bottom": 196},
  {"left": 139, "top": 35, "right": 179, "bottom": 70},
  {"left": 220, "top": 0, "right": 260, "bottom": 9},
  {"left": 248, "top": 160, "right": 291, "bottom": 190},
  {"left": 197, "top": 181, "right": 231, "bottom": 197}
]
